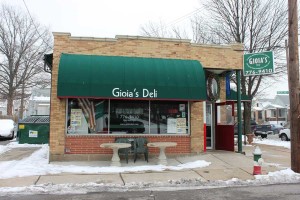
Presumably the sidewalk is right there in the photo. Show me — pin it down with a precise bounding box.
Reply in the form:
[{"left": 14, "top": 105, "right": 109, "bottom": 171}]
[{"left": 0, "top": 143, "right": 291, "bottom": 188}]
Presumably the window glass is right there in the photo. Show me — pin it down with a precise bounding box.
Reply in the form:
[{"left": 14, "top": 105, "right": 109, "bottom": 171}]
[
  {"left": 278, "top": 109, "right": 282, "bottom": 117},
  {"left": 258, "top": 111, "right": 262, "bottom": 119},
  {"left": 109, "top": 100, "right": 149, "bottom": 134},
  {"left": 67, "top": 99, "right": 108, "bottom": 134},
  {"left": 272, "top": 110, "right": 276, "bottom": 117},
  {"left": 150, "top": 101, "right": 188, "bottom": 134},
  {"left": 66, "top": 99, "right": 189, "bottom": 135}
]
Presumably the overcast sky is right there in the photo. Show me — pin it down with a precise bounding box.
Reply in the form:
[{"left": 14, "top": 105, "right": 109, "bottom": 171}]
[
  {"left": 2, "top": 0, "right": 289, "bottom": 97},
  {"left": 4, "top": 0, "right": 201, "bottom": 38}
]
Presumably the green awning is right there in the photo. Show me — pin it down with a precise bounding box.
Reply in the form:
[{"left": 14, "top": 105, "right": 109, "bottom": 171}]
[
  {"left": 226, "top": 89, "right": 251, "bottom": 101},
  {"left": 57, "top": 54, "right": 206, "bottom": 101}
]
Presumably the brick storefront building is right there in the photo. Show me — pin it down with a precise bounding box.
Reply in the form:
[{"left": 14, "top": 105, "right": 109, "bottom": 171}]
[{"left": 49, "top": 32, "right": 243, "bottom": 161}]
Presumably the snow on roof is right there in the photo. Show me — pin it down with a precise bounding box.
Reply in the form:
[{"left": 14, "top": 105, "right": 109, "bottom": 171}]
[
  {"left": 264, "top": 103, "right": 285, "bottom": 109},
  {"left": 253, "top": 107, "right": 263, "bottom": 111},
  {"left": 32, "top": 96, "right": 50, "bottom": 101}
]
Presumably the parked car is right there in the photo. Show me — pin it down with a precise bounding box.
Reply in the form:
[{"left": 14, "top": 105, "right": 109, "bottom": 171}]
[
  {"left": 234, "top": 120, "right": 257, "bottom": 135},
  {"left": 279, "top": 124, "right": 290, "bottom": 141},
  {"left": 254, "top": 124, "right": 284, "bottom": 138},
  {"left": 270, "top": 124, "right": 284, "bottom": 134},
  {"left": 0, "top": 119, "right": 16, "bottom": 139},
  {"left": 254, "top": 125, "right": 272, "bottom": 138}
]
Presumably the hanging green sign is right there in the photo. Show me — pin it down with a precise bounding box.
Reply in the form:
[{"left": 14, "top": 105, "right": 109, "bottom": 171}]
[
  {"left": 243, "top": 51, "right": 274, "bottom": 76},
  {"left": 277, "top": 91, "right": 289, "bottom": 94}
]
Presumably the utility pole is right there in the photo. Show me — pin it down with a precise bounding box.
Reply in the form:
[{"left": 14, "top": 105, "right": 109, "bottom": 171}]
[{"left": 288, "top": 0, "right": 300, "bottom": 173}]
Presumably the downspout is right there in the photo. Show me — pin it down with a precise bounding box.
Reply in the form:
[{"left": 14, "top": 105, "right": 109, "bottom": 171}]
[
  {"left": 237, "top": 70, "right": 243, "bottom": 153},
  {"left": 203, "top": 101, "right": 206, "bottom": 152}
]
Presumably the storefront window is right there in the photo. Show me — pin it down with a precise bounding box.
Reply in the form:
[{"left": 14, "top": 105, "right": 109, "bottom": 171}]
[
  {"left": 67, "top": 99, "right": 109, "bottom": 134},
  {"left": 109, "top": 100, "right": 149, "bottom": 134},
  {"left": 150, "top": 101, "right": 188, "bottom": 134},
  {"left": 66, "top": 99, "right": 189, "bottom": 135}
]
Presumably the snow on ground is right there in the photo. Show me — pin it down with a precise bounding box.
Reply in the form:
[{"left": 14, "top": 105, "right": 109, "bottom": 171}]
[
  {"left": 253, "top": 138, "right": 291, "bottom": 149},
  {"left": 0, "top": 141, "right": 211, "bottom": 179},
  {"left": 0, "top": 140, "right": 300, "bottom": 195}
]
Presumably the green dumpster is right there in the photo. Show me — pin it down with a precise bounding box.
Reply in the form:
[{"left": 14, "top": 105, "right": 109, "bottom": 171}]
[{"left": 18, "top": 115, "right": 50, "bottom": 144}]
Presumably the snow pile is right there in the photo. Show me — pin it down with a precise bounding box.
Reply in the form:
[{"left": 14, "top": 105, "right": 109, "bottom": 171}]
[
  {"left": 255, "top": 168, "right": 300, "bottom": 184},
  {"left": 254, "top": 138, "right": 290, "bottom": 149}
]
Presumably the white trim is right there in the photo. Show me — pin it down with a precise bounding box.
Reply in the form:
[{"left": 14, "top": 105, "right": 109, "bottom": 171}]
[
  {"left": 188, "top": 102, "right": 190, "bottom": 135},
  {"left": 108, "top": 99, "right": 110, "bottom": 132},
  {"left": 148, "top": 101, "right": 151, "bottom": 134},
  {"left": 203, "top": 101, "right": 206, "bottom": 124},
  {"left": 65, "top": 99, "right": 68, "bottom": 134}
]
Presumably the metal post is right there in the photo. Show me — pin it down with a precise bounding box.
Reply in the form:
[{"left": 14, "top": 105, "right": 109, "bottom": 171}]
[{"left": 236, "top": 70, "right": 243, "bottom": 153}]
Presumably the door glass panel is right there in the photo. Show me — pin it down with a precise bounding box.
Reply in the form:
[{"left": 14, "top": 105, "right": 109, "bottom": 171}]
[{"left": 206, "top": 103, "right": 212, "bottom": 148}]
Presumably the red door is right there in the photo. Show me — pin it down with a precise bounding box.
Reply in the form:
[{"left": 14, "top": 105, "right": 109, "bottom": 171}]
[{"left": 215, "top": 102, "right": 235, "bottom": 151}]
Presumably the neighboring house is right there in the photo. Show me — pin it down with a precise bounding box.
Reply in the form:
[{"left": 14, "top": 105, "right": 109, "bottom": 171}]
[
  {"left": 28, "top": 88, "right": 50, "bottom": 116},
  {"left": 252, "top": 98, "right": 272, "bottom": 124},
  {"left": 0, "top": 99, "right": 23, "bottom": 117},
  {"left": 0, "top": 99, "right": 7, "bottom": 116},
  {"left": 266, "top": 94, "right": 289, "bottom": 125},
  {"left": 1, "top": 89, "right": 50, "bottom": 119},
  {"left": 252, "top": 93, "right": 289, "bottom": 125}
]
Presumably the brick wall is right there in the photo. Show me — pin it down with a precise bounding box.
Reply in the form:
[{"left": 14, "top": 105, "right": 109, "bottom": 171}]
[
  {"left": 65, "top": 135, "right": 190, "bottom": 154},
  {"left": 49, "top": 33, "right": 243, "bottom": 161}
]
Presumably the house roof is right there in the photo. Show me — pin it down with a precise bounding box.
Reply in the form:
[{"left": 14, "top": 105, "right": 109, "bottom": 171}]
[
  {"left": 253, "top": 106, "right": 263, "bottom": 111},
  {"left": 264, "top": 103, "right": 285, "bottom": 109},
  {"left": 30, "top": 88, "right": 50, "bottom": 102},
  {"left": 32, "top": 88, "right": 50, "bottom": 97},
  {"left": 272, "top": 95, "right": 289, "bottom": 107}
]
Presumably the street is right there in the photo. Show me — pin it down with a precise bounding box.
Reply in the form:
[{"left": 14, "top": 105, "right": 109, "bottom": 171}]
[
  {"left": 0, "top": 183, "right": 299, "bottom": 200},
  {"left": 0, "top": 139, "right": 11, "bottom": 145}
]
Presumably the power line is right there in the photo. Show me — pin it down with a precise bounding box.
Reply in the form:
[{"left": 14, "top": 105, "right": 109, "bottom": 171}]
[
  {"left": 147, "top": 8, "right": 202, "bottom": 36},
  {"left": 166, "top": 8, "right": 201, "bottom": 27},
  {"left": 234, "top": 46, "right": 286, "bottom": 52},
  {"left": 22, "top": 0, "right": 53, "bottom": 50}
]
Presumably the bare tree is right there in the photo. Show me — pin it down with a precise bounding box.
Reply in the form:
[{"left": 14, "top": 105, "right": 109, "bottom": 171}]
[
  {"left": 191, "top": 14, "right": 220, "bottom": 44},
  {"left": 139, "top": 0, "right": 288, "bottom": 135},
  {"left": 0, "top": 4, "right": 52, "bottom": 116},
  {"left": 140, "top": 21, "right": 172, "bottom": 38},
  {"left": 140, "top": 20, "right": 190, "bottom": 39},
  {"left": 201, "top": 0, "right": 288, "bottom": 134},
  {"left": 171, "top": 26, "right": 189, "bottom": 40}
]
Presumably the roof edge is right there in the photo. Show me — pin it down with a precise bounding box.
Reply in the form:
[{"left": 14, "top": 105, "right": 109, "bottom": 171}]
[{"left": 52, "top": 32, "right": 243, "bottom": 49}]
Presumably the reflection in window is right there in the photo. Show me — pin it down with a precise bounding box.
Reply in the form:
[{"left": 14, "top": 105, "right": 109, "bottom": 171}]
[
  {"left": 110, "top": 100, "right": 149, "bottom": 134},
  {"left": 150, "top": 101, "right": 188, "bottom": 134}
]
